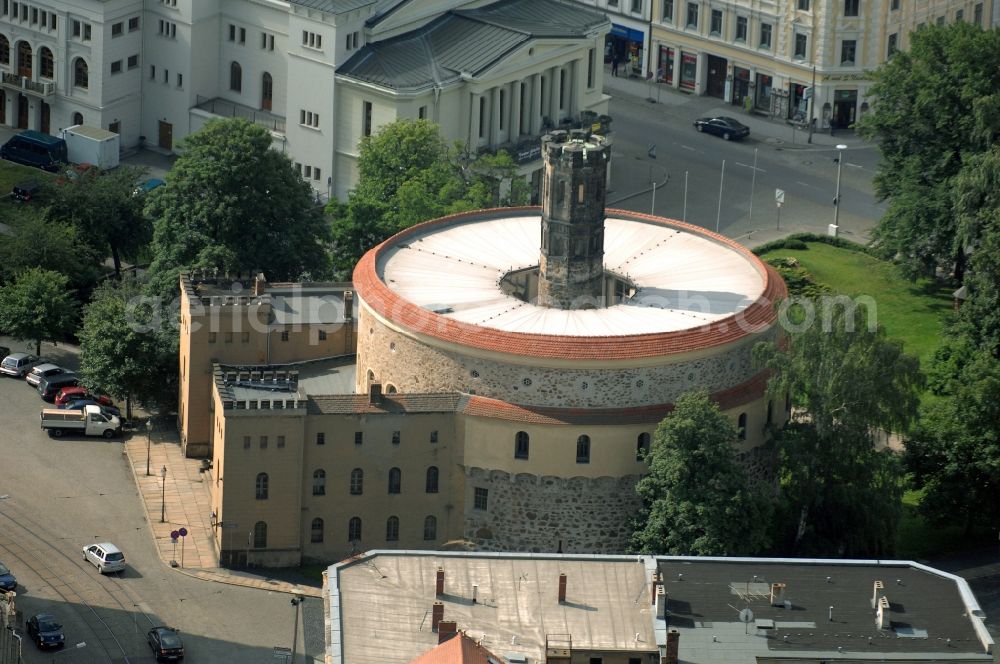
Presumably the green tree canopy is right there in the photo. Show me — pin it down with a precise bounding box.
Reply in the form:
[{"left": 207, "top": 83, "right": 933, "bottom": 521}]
[
  {"left": 0, "top": 268, "right": 78, "bottom": 355},
  {"left": 630, "top": 390, "right": 772, "bottom": 556},
  {"left": 858, "top": 22, "right": 1000, "bottom": 279},
  {"left": 43, "top": 165, "right": 151, "bottom": 278},
  {"left": 753, "top": 302, "right": 923, "bottom": 555},
  {"left": 145, "top": 118, "right": 331, "bottom": 297},
  {"left": 79, "top": 279, "right": 178, "bottom": 418},
  {"left": 0, "top": 212, "right": 102, "bottom": 289}
]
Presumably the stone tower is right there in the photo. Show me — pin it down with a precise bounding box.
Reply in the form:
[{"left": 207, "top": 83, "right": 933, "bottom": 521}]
[{"left": 537, "top": 130, "right": 611, "bottom": 309}]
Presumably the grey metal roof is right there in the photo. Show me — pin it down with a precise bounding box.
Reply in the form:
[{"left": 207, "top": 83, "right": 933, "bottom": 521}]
[
  {"left": 268, "top": 285, "right": 356, "bottom": 326},
  {"left": 288, "top": 0, "right": 378, "bottom": 14},
  {"left": 339, "top": 0, "right": 609, "bottom": 91}
]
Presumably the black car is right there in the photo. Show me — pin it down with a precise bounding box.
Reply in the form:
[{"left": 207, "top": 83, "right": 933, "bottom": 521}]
[
  {"left": 26, "top": 613, "right": 65, "bottom": 649},
  {"left": 147, "top": 626, "right": 185, "bottom": 661},
  {"left": 10, "top": 180, "right": 40, "bottom": 202},
  {"left": 693, "top": 116, "right": 751, "bottom": 141}
]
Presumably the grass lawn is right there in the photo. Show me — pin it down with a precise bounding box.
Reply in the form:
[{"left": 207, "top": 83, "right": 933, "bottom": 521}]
[
  {"left": 758, "top": 242, "right": 954, "bottom": 369},
  {"left": 0, "top": 159, "right": 53, "bottom": 225}
]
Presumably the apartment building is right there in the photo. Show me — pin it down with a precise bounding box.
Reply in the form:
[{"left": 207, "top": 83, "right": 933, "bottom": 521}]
[{"left": 575, "top": 0, "right": 653, "bottom": 78}]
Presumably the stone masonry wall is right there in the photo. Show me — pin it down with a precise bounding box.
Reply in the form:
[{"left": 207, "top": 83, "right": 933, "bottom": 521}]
[
  {"left": 462, "top": 468, "right": 644, "bottom": 553},
  {"left": 358, "top": 304, "right": 776, "bottom": 408}
]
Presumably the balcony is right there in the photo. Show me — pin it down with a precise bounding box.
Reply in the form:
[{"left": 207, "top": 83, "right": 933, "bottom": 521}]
[
  {"left": 194, "top": 96, "right": 285, "bottom": 134},
  {"left": 0, "top": 71, "right": 55, "bottom": 97}
]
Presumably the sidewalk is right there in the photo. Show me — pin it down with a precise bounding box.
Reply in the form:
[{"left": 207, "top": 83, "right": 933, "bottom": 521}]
[{"left": 124, "top": 426, "right": 321, "bottom": 598}]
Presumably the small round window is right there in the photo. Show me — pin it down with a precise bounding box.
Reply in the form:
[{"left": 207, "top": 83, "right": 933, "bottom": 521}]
[
  {"left": 522, "top": 378, "right": 532, "bottom": 387},
  {"left": 470, "top": 370, "right": 480, "bottom": 379}
]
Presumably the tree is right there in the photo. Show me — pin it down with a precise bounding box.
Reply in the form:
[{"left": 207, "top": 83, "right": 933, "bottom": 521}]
[
  {"left": 631, "top": 390, "right": 772, "bottom": 556},
  {"left": 905, "top": 349, "right": 1000, "bottom": 534},
  {"left": 78, "top": 279, "right": 178, "bottom": 418},
  {"left": 145, "top": 118, "right": 332, "bottom": 297},
  {"left": 858, "top": 22, "right": 1000, "bottom": 279},
  {"left": 0, "top": 213, "right": 102, "bottom": 289},
  {"left": 43, "top": 165, "right": 151, "bottom": 278},
  {"left": 0, "top": 268, "right": 78, "bottom": 355},
  {"left": 328, "top": 119, "right": 530, "bottom": 277},
  {"left": 753, "top": 301, "right": 923, "bottom": 556}
]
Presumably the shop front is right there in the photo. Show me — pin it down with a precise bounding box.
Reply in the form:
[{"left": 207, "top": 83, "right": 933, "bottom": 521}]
[
  {"left": 606, "top": 23, "right": 646, "bottom": 77},
  {"left": 732, "top": 66, "right": 750, "bottom": 106},
  {"left": 754, "top": 72, "right": 773, "bottom": 110},
  {"left": 705, "top": 55, "right": 727, "bottom": 99},
  {"left": 658, "top": 46, "right": 675, "bottom": 84},
  {"left": 789, "top": 82, "right": 808, "bottom": 121},
  {"left": 833, "top": 88, "right": 858, "bottom": 129},
  {"left": 680, "top": 52, "right": 697, "bottom": 91}
]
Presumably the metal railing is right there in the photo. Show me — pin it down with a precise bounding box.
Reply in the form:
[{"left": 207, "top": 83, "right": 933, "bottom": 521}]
[
  {"left": 194, "top": 95, "right": 286, "bottom": 133},
  {"left": 0, "top": 71, "right": 54, "bottom": 96}
]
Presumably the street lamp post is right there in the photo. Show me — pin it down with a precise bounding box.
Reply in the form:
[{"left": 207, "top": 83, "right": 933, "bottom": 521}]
[
  {"left": 53, "top": 641, "right": 87, "bottom": 662},
  {"left": 145, "top": 419, "right": 153, "bottom": 476},
  {"left": 290, "top": 596, "right": 305, "bottom": 664},
  {"left": 833, "top": 144, "right": 847, "bottom": 234},
  {"left": 160, "top": 465, "right": 167, "bottom": 523}
]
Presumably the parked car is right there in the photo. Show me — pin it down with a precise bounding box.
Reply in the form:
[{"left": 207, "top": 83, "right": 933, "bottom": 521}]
[
  {"left": 26, "top": 613, "right": 65, "bottom": 649},
  {"left": 10, "top": 179, "right": 41, "bottom": 202},
  {"left": 0, "top": 130, "right": 67, "bottom": 172},
  {"left": 134, "top": 178, "right": 165, "bottom": 196},
  {"left": 61, "top": 398, "right": 122, "bottom": 419},
  {"left": 83, "top": 542, "right": 126, "bottom": 573},
  {"left": 0, "top": 353, "right": 43, "bottom": 378},
  {"left": 693, "top": 116, "right": 751, "bottom": 141},
  {"left": 0, "top": 561, "right": 16, "bottom": 591},
  {"left": 25, "top": 363, "right": 68, "bottom": 388},
  {"left": 55, "top": 387, "right": 113, "bottom": 407},
  {"left": 37, "top": 373, "right": 80, "bottom": 401},
  {"left": 147, "top": 626, "right": 185, "bottom": 661}
]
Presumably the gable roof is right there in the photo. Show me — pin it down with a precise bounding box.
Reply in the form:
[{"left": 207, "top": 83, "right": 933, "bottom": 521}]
[
  {"left": 410, "top": 632, "right": 502, "bottom": 664},
  {"left": 339, "top": 0, "right": 608, "bottom": 91}
]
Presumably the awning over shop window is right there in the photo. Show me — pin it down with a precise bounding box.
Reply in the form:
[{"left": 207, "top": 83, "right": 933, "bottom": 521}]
[{"left": 610, "top": 23, "right": 645, "bottom": 42}]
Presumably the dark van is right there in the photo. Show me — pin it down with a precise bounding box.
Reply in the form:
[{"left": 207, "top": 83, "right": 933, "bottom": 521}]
[
  {"left": 38, "top": 372, "right": 80, "bottom": 402},
  {"left": 0, "top": 131, "right": 68, "bottom": 172}
]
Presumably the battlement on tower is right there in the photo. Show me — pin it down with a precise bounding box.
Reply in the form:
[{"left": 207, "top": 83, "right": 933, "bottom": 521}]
[{"left": 542, "top": 129, "right": 611, "bottom": 167}]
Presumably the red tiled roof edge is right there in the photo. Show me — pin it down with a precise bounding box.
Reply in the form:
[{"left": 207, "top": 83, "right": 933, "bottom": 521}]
[{"left": 353, "top": 207, "right": 788, "bottom": 361}]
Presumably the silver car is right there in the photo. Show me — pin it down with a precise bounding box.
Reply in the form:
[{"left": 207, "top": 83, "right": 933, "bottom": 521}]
[
  {"left": 0, "top": 353, "right": 42, "bottom": 377},
  {"left": 82, "top": 542, "right": 126, "bottom": 574},
  {"left": 25, "top": 363, "right": 67, "bottom": 387}
]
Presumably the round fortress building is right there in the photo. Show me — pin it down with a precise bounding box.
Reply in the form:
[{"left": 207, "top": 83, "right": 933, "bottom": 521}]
[{"left": 352, "top": 130, "right": 788, "bottom": 553}]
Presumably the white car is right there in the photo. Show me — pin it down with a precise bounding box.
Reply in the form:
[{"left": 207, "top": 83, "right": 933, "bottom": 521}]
[{"left": 82, "top": 542, "right": 126, "bottom": 574}]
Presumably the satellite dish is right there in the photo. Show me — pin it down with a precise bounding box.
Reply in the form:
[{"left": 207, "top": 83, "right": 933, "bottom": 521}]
[{"left": 739, "top": 608, "right": 754, "bottom": 624}]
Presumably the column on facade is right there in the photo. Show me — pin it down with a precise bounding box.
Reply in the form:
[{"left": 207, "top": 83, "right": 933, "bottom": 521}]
[
  {"left": 511, "top": 78, "right": 522, "bottom": 141},
  {"left": 531, "top": 73, "right": 542, "bottom": 134},
  {"left": 695, "top": 52, "right": 707, "bottom": 96},
  {"left": 568, "top": 59, "right": 578, "bottom": 120},
  {"left": 671, "top": 48, "right": 681, "bottom": 89},
  {"left": 470, "top": 91, "right": 481, "bottom": 147},
  {"left": 549, "top": 65, "right": 560, "bottom": 124},
  {"left": 490, "top": 86, "right": 501, "bottom": 146},
  {"left": 3, "top": 93, "right": 12, "bottom": 127},
  {"left": 27, "top": 100, "right": 38, "bottom": 130}
]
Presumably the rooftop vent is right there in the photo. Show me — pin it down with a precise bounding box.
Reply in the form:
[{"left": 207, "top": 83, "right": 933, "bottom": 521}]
[
  {"left": 558, "top": 573, "right": 567, "bottom": 603},
  {"left": 436, "top": 567, "right": 445, "bottom": 597},
  {"left": 876, "top": 596, "right": 891, "bottom": 630},
  {"left": 770, "top": 582, "right": 786, "bottom": 607},
  {"left": 871, "top": 580, "right": 884, "bottom": 609},
  {"left": 656, "top": 585, "right": 667, "bottom": 618}
]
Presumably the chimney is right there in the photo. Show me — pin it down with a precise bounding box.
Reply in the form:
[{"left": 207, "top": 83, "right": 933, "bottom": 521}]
[
  {"left": 252, "top": 272, "right": 267, "bottom": 296},
  {"left": 876, "top": 596, "right": 891, "bottom": 630},
  {"left": 436, "top": 568, "right": 445, "bottom": 597},
  {"left": 431, "top": 602, "right": 444, "bottom": 631},
  {"left": 437, "top": 621, "right": 457, "bottom": 644},
  {"left": 558, "top": 573, "right": 567, "bottom": 603},
  {"left": 770, "top": 582, "right": 787, "bottom": 607},
  {"left": 664, "top": 629, "right": 680, "bottom": 664},
  {"left": 343, "top": 290, "right": 354, "bottom": 320},
  {"left": 369, "top": 382, "right": 382, "bottom": 404},
  {"left": 650, "top": 571, "right": 661, "bottom": 604},
  {"left": 871, "top": 580, "right": 884, "bottom": 609},
  {"left": 655, "top": 585, "right": 667, "bottom": 618}
]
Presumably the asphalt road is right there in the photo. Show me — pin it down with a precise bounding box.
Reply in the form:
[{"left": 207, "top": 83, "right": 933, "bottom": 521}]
[
  {"left": 603, "top": 88, "right": 885, "bottom": 245},
  {"left": 0, "top": 340, "right": 324, "bottom": 664}
]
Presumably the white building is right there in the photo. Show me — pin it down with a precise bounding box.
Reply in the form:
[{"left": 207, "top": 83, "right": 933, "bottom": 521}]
[{"left": 0, "top": 0, "right": 611, "bottom": 200}]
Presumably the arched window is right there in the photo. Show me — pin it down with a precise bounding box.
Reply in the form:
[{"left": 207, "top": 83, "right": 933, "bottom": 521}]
[
  {"left": 737, "top": 413, "right": 747, "bottom": 440},
  {"left": 17, "top": 41, "right": 31, "bottom": 77},
  {"left": 261, "top": 71, "right": 273, "bottom": 111},
  {"left": 348, "top": 517, "right": 362, "bottom": 542},
  {"left": 425, "top": 466, "right": 439, "bottom": 493},
  {"left": 388, "top": 467, "right": 401, "bottom": 494},
  {"left": 255, "top": 472, "right": 268, "bottom": 499},
  {"left": 39, "top": 47, "right": 53, "bottom": 79},
  {"left": 0, "top": 35, "right": 9, "bottom": 65},
  {"left": 423, "top": 515, "right": 437, "bottom": 541},
  {"left": 385, "top": 516, "right": 399, "bottom": 542},
  {"left": 514, "top": 431, "right": 529, "bottom": 459},
  {"left": 349, "top": 468, "right": 363, "bottom": 495},
  {"left": 312, "top": 469, "right": 326, "bottom": 495},
  {"left": 576, "top": 435, "right": 591, "bottom": 463},
  {"left": 230, "top": 61, "right": 242, "bottom": 92},
  {"left": 386, "top": 384, "right": 397, "bottom": 394},
  {"left": 636, "top": 432, "right": 651, "bottom": 461},
  {"left": 73, "top": 57, "right": 89, "bottom": 88},
  {"left": 310, "top": 518, "right": 323, "bottom": 543},
  {"left": 253, "top": 521, "right": 267, "bottom": 548},
  {"left": 72, "top": 112, "right": 83, "bottom": 125}
]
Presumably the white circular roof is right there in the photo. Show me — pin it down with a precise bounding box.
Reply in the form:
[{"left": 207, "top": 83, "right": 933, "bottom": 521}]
[{"left": 377, "top": 213, "right": 767, "bottom": 337}]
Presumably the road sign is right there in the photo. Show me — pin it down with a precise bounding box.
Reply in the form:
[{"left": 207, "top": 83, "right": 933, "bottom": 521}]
[
  {"left": 775, "top": 188, "right": 785, "bottom": 207},
  {"left": 178, "top": 527, "right": 188, "bottom": 537},
  {"left": 170, "top": 530, "right": 179, "bottom": 540},
  {"left": 803, "top": 87, "right": 813, "bottom": 100},
  {"left": 739, "top": 608, "right": 755, "bottom": 623}
]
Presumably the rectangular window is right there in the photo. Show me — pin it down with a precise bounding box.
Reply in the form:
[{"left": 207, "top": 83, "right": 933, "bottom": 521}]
[
  {"left": 30, "top": 6, "right": 35, "bottom": 23},
  {"left": 794, "top": 33, "right": 808, "bottom": 59},
  {"left": 474, "top": 487, "right": 488, "bottom": 511},
  {"left": 73, "top": 20, "right": 81, "bottom": 37},
  {"left": 587, "top": 47, "right": 594, "bottom": 88},
  {"left": 797, "top": 0, "right": 809, "bottom": 9},
  {"left": 277, "top": 436, "right": 285, "bottom": 448},
  {"left": 304, "top": 165, "right": 312, "bottom": 178},
  {"left": 150, "top": 65, "right": 156, "bottom": 80},
  {"left": 392, "top": 431, "right": 400, "bottom": 445},
  {"left": 974, "top": 3, "right": 983, "bottom": 25},
  {"left": 936, "top": 15, "right": 945, "bottom": 26},
  {"left": 316, "top": 432, "right": 325, "bottom": 445},
  {"left": 430, "top": 430, "right": 439, "bottom": 443},
  {"left": 631, "top": 0, "right": 641, "bottom": 12},
  {"left": 686, "top": 2, "right": 698, "bottom": 28},
  {"left": 710, "top": 9, "right": 722, "bottom": 35},
  {"left": 314, "top": 168, "right": 321, "bottom": 182},
  {"left": 129, "top": 17, "right": 140, "bottom": 31},
  {"left": 887, "top": 33, "right": 897, "bottom": 57},
  {"left": 259, "top": 436, "right": 268, "bottom": 450},
  {"left": 478, "top": 97, "right": 485, "bottom": 138},
  {"left": 844, "top": 0, "right": 859, "bottom": 17},
  {"left": 840, "top": 39, "right": 856, "bottom": 65},
  {"left": 128, "top": 55, "right": 139, "bottom": 69},
  {"left": 418, "top": 105, "right": 427, "bottom": 119},
  {"left": 229, "top": 24, "right": 236, "bottom": 41},
  {"left": 239, "top": 27, "right": 246, "bottom": 44},
  {"left": 243, "top": 436, "right": 251, "bottom": 450},
  {"left": 262, "top": 33, "right": 268, "bottom": 49},
  {"left": 735, "top": 16, "right": 747, "bottom": 41},
  {"left": 955, "top": 8, "right": 963, "bottom": 21},
  {"left": 363, "top": 101, "right": 372, "bottom": 137},
  {"left": 111, "top": 60, "right": 122, "bottom": 74},
  {"left": 662, "top": 0, "right": 673, "bottom": 22},
  {"left": 354, "top": 431, "right": 363, "bottom": 446},
  {"left": 112, "top": 22, "right": 123, "bottom": 37},
  {"left": 280, "top": 330, "right": 289, "bottom": 341},
  {"left": 759, "top": 23, "right": 772, "bottom": 49},
  {"left": 318, "top": 329, "right": 327, "bottom": 340}
]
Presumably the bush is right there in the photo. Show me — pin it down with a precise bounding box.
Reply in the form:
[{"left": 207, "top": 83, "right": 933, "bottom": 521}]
[{"left": 752, "top": 233, "right": 871, "bottom": 256}]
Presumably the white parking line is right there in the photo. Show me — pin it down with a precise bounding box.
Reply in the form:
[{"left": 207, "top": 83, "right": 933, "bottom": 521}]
[
  {"left": 796, "top": 181, "right": 814, "bottom": 188},
  {"left": 679, "top": 144, "right": 697, "bottom": 151},
  {"left": 845, "top": 162, "right": 864, "bottom": 169},
  {"left": 735, "top": 162, "right": 766, "bottom": 173}
]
